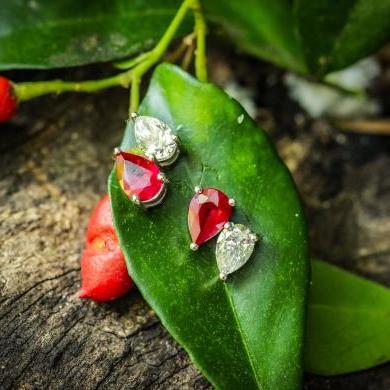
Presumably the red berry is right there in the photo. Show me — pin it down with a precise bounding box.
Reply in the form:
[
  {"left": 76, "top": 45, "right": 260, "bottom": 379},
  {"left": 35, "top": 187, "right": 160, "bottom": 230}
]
[
  {"left": 0, "top": 77, "right": 17, "bottom": 122},
  {"left": 86, "top": 195, "right": 116, "bottom": 243},
  {"left": 79, "top": 195, "right": 133, "bottom": 302}
]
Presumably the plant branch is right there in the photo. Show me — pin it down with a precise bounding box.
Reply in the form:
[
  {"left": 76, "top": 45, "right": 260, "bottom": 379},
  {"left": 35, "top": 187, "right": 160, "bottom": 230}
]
[
  {"left": 14, "top": 71, "right": 132, "bottom": 102},
  {"left": 320, "top": 80, "right": 364, "bottom": 97},
  {"left": 113, "top": 51, "right": 152, "bottom": 70},
  {"left": 165, "top": 33, "right": 195, "bottom": 64},
  {"left": 335, "top": 119, "right": 390, "bottom": 135},
  {"left": 13, "top": 0, "right": 208, "bottom": 113},
  {"left": 128, "top": 0, "right": 195, "bottom": 112},
  {"left": 191, "top": 0, "right": 208, "bottom": 81}
]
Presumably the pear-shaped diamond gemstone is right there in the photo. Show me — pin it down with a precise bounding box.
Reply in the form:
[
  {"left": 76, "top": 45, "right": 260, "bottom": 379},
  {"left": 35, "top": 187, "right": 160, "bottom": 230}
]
[
  {"left": 216, "top": 223, "right": 258, "bottom": 280},
  {"left": 134, "top": 115, "right": 178, "bottom": 165}
]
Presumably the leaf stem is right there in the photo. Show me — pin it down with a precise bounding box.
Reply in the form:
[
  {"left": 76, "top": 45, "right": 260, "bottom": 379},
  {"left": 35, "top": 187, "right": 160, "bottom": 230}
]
[
  {"left": 13, "top": 0, "right": 208, "bottom": 112},
  {"left": 113, "top": 51, "right": 152, "bottom": 70},
  {"left": 14, "top": 72, "right": 132, "bottom": 102},
  {"left": 321, "top": 79, "right": 365, "bottom": 97},
  {"left": 130, "top": 74, "right": 141, "bottom": 113},
  {"left": 128, "top": 0, "right": 195, "bottom": 112},
  {"left": 191, "top": 0, "right": 208, "bottom": 81}
]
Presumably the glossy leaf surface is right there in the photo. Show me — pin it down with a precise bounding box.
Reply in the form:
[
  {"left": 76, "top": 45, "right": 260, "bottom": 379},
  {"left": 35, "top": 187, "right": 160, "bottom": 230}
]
[
  {"left": 294, "top": 0, "right": 390, "bottom": 75},
  {"left": 305, "top": 260, "right": 390, "bottom": 375},
  {"left": 2, "top": 0, "right": 389, "bottom": 75},
  {"left": 109, "top": 64, "right": 309, "bottom": 389},
  {"left": 203, "top": 0, "right": 307, "bottom": 73},
  {"left": 0, "top": 0, "right": 188, "bottom": 69}
]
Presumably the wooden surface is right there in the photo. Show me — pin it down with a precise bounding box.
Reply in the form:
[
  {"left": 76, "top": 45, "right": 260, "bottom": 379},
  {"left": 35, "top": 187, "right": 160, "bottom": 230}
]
[{"left": 0, "top": 61, "right": 389, "bottom": 389}]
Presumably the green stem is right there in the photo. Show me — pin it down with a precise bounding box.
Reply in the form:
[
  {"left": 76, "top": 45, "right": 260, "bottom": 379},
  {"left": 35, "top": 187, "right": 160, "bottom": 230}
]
[
  {"left": 14, "top": 71, "right": 132, "bottom": 102},
  {"left": 113, "top": 51, "right": 152, "bottom": 70},
  {"left": 13, "top": 0, "right": 208, "bottom": 112},
  {"left": 321, "top": 79, "right": 365, "bottom": 97},
  {"left": 128, "top": 0, "right": 194, "bottom": 112},
  {"left": 191, "top": 0, "right": 208, "bottom": 81},
  {"left": 130, "top": 74, "right": 141, "bottom": 113}
]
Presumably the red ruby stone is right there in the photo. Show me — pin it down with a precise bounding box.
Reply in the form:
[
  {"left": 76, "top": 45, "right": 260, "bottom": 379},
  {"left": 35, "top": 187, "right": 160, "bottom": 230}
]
[
  {"left": 115, "top": 151, "right": 163, "bottom": 202},
  {"left": 188, "top": 188, "right": 232, "bottom": 246}
]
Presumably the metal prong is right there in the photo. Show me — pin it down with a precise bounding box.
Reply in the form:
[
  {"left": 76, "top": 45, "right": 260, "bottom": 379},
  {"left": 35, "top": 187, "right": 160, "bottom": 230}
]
[
  {"left": 157, "top": 173, "right": 169, "bottom": 183},
  {"left": 219, "top": 273, "right": 227, "bottom": 281},
  {"left": 130, "top": 112, "right": 138, "bottom": 121},
  {"left": 190, "top": 243, "right": 199, "bottom": 251},
  {"left": 228, "top": 198, "right": 236, "bottom": 207},
  {"left": 194, "top": 186, "right": 202, "bottom": 194},
  {"left": 113, "top": 147, "right": 121, "bottom": 158},
  {"left": 250, "top": 233, "right": 258, "bottom": 243},
  {"left": 131, "top": 194, "right": 141, "bottom": 205},
  {"left": 146, "top": 152, "right": 159, "bottom": 164},
  {"left": 224, "top": 222, "right": 233, "bottom": 230}
]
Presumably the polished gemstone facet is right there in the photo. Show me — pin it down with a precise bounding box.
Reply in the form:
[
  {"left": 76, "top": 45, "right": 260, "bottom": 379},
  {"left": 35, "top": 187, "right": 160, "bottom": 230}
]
[
  {"left": 216, "top": 223, "right": 257, "bottom": 279},
  {"left": 134, "top": 115, "right": 178, "bottom": 164},
  {"left": 188, "top": 188, "right": 232, "bottom": 246},
  {"left": 115, "top": 151, "right": 164, "bottom": 203}
]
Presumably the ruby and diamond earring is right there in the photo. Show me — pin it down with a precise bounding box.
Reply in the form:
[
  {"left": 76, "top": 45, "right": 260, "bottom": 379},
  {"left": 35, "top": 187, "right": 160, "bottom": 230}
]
[
  {"left": 130, "top": 112, "right": 180, "bottom": 166},
  {"left": 188, "top": 186, "right": 259, "bottom": 280},
  {"left": 114, "top": 113, "right": 179, "bottom": 208},
  {"left": 114, "top": 114, "right": 259, "bottom": 280}
]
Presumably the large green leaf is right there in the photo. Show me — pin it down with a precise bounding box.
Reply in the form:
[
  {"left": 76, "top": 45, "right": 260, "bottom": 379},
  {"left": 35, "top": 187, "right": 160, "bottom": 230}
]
[
  {"left": 109, "top": 63, "right": 309, "bottom": 389},
  {"left": 294, "top": 0, "right": 390, "bottom": 75},
  {"left": 305, "top": 260, "right": 390, "bottom": 375},
  {"left": 203, "top": 0, "right": 307, "bottom": 74},
  {"left": 205, "top": 0, "right": 390, "bottom": 75},
  {"left": 0, "top": 0, "right": 188, "bottom": 70},
  {"left": 2, "top": 1, "right": 389, "bottom": 76}
]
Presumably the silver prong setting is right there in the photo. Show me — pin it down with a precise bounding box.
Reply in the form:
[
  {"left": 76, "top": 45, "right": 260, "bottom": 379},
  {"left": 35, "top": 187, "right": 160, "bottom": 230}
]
[
  {"left": 228, "top": 198, "right": 236, "bottom": 207},
  {"left": 129, "top": 184, "right": 167, "bottom": 209},
  {"left": 190, "top": 243, "right": 199, "bottom": 251},
  {"left": 224, "top": 222, "right": 233, "bottom": 230},
  {"left": 157, "top": 173, "right": 169, "bottom": 183},
  {"left": 250, "top": 233, "right": 258, "bottom": 243},
  {"left": 194, "top": 186, "right": 203, "bottom": 194},
  {"left": 131, "top": 194, "right": 140, "bottom": 205},
  {"left": 146, "top": 152, "right": 159, "bottom": 165},
  {"left": 130, "top": 112, "right": 138, "bottom": 121},
  {"left": 219, "top": 272, "right": 227, "bottom": 281},
  {"left": 113, "top": 147, "right": 121, "bottom": 159}
]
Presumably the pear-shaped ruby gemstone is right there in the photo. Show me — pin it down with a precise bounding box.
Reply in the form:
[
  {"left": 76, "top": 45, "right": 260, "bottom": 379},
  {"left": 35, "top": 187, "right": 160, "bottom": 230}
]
[
  {"left": 188, "top": 188, "right": 232, "bottom": 246},
  {"left": 115, "top": 151, "right": 163, "bottom": 202}
]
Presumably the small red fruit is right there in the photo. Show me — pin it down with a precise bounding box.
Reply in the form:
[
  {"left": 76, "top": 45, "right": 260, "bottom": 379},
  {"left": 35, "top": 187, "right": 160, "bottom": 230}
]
[
  {"left": 79, "top": 195, "right": 133, "bottom": 302},
  {"left": 0, "top": 77, "right": 17, "bottom": 122},
  {"left": 86, "top": 194, "right": 116, "bottom": 243}
]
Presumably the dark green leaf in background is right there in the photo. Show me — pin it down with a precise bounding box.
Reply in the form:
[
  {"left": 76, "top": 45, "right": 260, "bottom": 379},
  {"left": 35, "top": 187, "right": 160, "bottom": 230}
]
[
  {"left": 294, "top": 0, "right": 390, "bottom": 75},
  {"left": 305, "top": 260, "right": 390, "bottom": 375},
  {"left": 109, "top": 64, "right": 309, "bottom": 389},
  {"left": 203, "top": 0, "right": 307, "bottom": 74},
  {"left": 0, "top": 0, "right": 189, "bottom": 70},
  {"left": 2, "top": 0, "right": 390, "bottom": 75}
]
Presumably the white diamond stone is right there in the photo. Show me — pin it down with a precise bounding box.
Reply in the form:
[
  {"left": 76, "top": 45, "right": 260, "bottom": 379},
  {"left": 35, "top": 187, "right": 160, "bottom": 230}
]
[
  {"left": 216, "top": 223, "right": 257, "bottom": 279},
  {"left": 134, "top": 115, "right": 178, "bottom": 164}
]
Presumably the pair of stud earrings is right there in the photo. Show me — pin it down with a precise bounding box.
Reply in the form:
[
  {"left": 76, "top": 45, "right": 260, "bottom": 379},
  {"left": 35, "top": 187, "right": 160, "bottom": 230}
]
[{"left": 114, "top": 113, "right": 259, "bottom": 280}]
